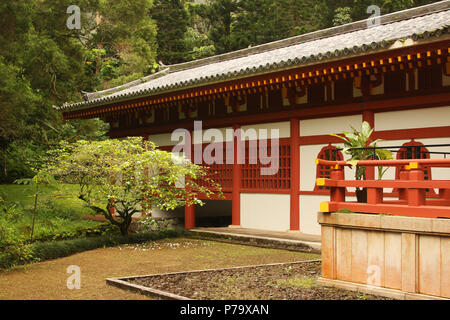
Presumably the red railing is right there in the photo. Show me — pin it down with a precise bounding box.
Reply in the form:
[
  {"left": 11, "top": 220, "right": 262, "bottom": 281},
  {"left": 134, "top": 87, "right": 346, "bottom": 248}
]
[{"left": 316, "top": 158, "right": 450, "bottom": 218}]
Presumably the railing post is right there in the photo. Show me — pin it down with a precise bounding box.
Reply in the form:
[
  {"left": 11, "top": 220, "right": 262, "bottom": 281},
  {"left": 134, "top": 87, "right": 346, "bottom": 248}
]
[
  {"left": 398, "top": 167, "right": 409, "bottom": 201},
  {"left": 407, "top": 163, "right": 425, "bottom": 207},
  {"left": 366, "top": 165, "right": 383, "bottom": 205},
  {"left": 330, "top": 165, "right": 345, "bottom": 203}
]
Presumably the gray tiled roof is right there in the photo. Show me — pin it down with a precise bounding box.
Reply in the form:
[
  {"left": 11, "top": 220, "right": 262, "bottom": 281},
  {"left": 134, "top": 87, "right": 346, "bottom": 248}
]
[{"left": 59, "top": 1, "right": 450, "bottom": 112}]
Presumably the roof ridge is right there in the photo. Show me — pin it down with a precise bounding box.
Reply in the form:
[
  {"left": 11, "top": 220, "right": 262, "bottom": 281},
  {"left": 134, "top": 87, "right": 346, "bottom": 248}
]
[
  {"left": 60, "top": 1, "right": 450, "bottom": 111},
  {"left": 165, "top": 0, "right": 450, "bottom": 73}
]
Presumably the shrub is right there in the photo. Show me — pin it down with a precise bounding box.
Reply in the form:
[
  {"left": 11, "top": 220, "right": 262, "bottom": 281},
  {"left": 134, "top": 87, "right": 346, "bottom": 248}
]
[
  {"left": 0, "top": 224, "right": 34, "bottom": 266},
  {"left": 0, "top": 227, "right": 187, "bottom": 270}
]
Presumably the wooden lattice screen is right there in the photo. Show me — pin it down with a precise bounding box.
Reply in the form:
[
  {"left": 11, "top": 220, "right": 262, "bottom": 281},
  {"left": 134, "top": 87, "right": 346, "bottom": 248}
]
[{"left": 241, "top": 139, "right": 291, "bottom": 191}]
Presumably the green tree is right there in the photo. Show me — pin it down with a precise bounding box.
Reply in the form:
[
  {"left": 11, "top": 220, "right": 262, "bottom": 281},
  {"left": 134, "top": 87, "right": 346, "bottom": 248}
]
[
  {"left": 152, "top": 0, "right": 191, "bottom": 64},
  {"left": 0, "top": 0, "right": 156, "bottom": 182},
  {"left": 198, "top": 0, "right": 239, "bottom": 54},
  {"left": 44, "top": 137, "right": 222, "bottom": 235},
  {"left": 332, "top": 7, "right": 353, "bottom": 26}
]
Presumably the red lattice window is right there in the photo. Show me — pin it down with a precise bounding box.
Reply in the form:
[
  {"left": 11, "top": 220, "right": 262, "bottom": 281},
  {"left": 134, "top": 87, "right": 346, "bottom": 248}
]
[
  {"left": 157, "top": 144, "right": 233, "bottom": 192},
  {"left": 395, "top": 139, "right": 436, "bottom": 196},
  {"left": 194, "top": 143, "right": 233, "bottom": 192},
  {"left": 314, "top": 145, "right": 344, "bottom": 191},
  {"left": 241, "top": 139, "right": 291, "bottom": 191}
]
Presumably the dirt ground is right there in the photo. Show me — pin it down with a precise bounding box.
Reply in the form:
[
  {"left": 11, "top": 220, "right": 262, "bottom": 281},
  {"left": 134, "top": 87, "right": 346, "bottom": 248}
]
[
  {"left": 130, "top": 261, "right": 390, "bottom": 300},
  {"left": 0, "top": 238, "right": 319, "bottom": 300}
]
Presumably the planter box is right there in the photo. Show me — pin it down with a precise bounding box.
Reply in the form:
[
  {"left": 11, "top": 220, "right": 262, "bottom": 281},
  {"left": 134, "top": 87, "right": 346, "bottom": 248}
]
[{"left": 317, "top": 212, "right": 450, "bottom": 300}]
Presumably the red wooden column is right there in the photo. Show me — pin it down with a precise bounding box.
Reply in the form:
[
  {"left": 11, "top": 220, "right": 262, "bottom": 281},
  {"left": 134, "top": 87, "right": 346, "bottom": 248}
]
[
  {"left": 362, "top": 110, "right": 378, "bottom": 206},
  {"left": 184, "top": 129, "right": 195, "bottom": 229},
  {"left": 290, "top": 118, "right": 300, "bottom": 231},
  {"left": 363, "top": 110, "right": 375, "bottom": 180},
  {"left": 231, "top": 124, "right": 242, "bottom": 226}
]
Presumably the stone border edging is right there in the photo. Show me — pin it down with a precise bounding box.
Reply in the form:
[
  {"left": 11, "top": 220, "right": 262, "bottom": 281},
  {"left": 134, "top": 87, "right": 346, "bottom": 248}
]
[{"left": 106, "top": 259, "right": 321, "bottom": 300}]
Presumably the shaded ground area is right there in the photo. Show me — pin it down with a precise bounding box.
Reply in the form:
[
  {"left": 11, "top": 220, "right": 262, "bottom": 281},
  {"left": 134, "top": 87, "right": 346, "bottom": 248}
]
[
  {"left": 0, "top": 238, "right": 318, "bottom": 300},
  {"left": 129, "top": 261, "right": 391, "bottom": 300}
]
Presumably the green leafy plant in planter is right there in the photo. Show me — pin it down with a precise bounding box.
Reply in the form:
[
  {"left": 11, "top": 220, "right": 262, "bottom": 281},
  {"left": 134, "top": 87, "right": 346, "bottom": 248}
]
[{"left": 330, "top": 121, "right": 393, "bottom": 203}]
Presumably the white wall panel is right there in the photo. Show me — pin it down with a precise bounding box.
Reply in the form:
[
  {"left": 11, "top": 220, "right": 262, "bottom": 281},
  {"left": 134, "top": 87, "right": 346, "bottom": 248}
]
[
  {"left": 148, "top": 133, "right": 180, "bottom": 147},
  {"left": 300, "top": 115, "right": 362, "bottom": 137},
  {"left": 241, "top": 121, "right": 290, "bottom": 140},
  {"left": 374, "top": 106, "right": 450, "bottom": 131},
  {"left": 241, "top": 193, "right": 290, "bottom": 231}
]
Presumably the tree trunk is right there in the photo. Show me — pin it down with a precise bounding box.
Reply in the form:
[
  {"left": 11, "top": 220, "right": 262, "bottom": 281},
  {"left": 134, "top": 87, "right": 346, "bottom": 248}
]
[
  {"left": 3, "top": 149, "right": 6, "bottom": 178},
  {"left": 21, "top": 140, "right": 25, "bottom": 162},
  {"left": 119, "top": 220, "right": 131, "bottom": 236}
]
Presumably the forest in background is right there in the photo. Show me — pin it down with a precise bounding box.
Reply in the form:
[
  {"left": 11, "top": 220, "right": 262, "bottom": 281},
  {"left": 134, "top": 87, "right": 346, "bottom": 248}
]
[{"left": 0, "top": 0, "right": 442, "bottom": 183}]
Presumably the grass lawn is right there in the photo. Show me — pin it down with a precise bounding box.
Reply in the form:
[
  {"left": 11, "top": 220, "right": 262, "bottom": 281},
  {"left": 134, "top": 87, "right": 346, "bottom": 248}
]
[
  {"left": 0, "top": 238, "right": 320, "bottom": 300},
  {"left": 0, "top": 184, "right": 106, "bottom": 241}
]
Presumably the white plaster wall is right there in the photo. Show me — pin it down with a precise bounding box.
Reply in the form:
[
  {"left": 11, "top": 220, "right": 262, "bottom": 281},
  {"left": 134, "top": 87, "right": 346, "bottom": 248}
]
[
  {"left": 299, "top": 195, "right": 358, "bottom": 236},
  {"left": 300, "top": 114, "right": 362, "bottom": 137},
  {"left": 148, "top": 132, "right": 180, "bottom": 147},
  {"left": 374, "top": 106, "right": 450, "bottom": 131},
  {"left": 240, "top": 193, "right": 290, "bottom": 231},
  {"left": 241, "top": 121, "right": 290, "bottom": 140},
  {"left": 299, "top": 194, "right": 328, "bottom": 235}
]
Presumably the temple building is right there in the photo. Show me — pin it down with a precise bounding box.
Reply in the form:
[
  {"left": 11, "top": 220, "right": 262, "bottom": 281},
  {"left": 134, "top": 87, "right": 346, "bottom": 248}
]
[{"left": 57, "top": 2, "right": 450, "bottom": 236}]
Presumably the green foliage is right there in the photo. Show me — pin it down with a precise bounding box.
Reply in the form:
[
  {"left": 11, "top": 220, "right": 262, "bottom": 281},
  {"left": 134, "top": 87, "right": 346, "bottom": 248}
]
[
  {"left": 152, "top": 0, "right": 191, "bottom": 64},
  {"left": 44, "top": 137, "right": 222, "bottom": 235},
  {"left": 323, "top": 0, "right": 440, "bottom": 27},
  {"left": 332, "top": 7, "right": 353, "bottom": 26},
  {"left": 331, "top": 121, "right": 394, "bottom": 180}
]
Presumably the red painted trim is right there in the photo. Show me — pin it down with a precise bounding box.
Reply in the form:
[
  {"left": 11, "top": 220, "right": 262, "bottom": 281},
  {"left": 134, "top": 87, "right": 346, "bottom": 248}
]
[
  {"left": 240, "top": 189, "right": 290, "bottom": 194},
  {"left": 197, "top": 193, "right": 233, "bottom": 201},
  {"left": 362, "top": 110, "right": 375, "bottom": 128},
  {"left": 327, "top": 202, "right": 450, "bottom": 218},
  {"left": 184, "top": 204, "right": 195, "bottom": 229},
  {"left": 232, "top": 124, "right": 241, "bottom": 226},
  {"left": 108, "top": 92, "right": 450, "bottom": 138},
  {"left": 290, "top": 118, "right": 300, "bottom": 230},
  {"left": 184, "top": 128, "right": 195, "bottom": 229},
  {"left": 362, "top": 110, "right": 375, "bottom": 179},
  {"left": 64, "top": 41, "right": 449, "bottom": 120}
]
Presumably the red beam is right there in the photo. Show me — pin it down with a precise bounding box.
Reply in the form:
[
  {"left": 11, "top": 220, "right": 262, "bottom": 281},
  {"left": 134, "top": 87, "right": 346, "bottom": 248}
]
[
  {"left": 290, "top": 118, "right": 300, "bottom": 231},
  {"left": 321, "top": 179, "right": 450, "bottom": 189},
  {"left": 316, "top": 158, "right": 450, "bottom": 167},
  {"left": 327, "top": 202, "right": 450, "bottom": 219}
]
